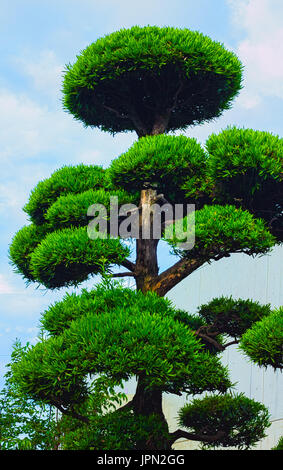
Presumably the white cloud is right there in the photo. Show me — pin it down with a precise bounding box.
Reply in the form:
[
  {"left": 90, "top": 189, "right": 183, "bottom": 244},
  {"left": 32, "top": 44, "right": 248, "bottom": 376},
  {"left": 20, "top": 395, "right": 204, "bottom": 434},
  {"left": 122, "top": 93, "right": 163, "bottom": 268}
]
[
  {"left": 0, "top": 83, "right": 135, "bottom": 220},
  {"left": 72, "top": 0, "right": 171, "bottom": 31},
  {"left": 0, "top": 89, "right": 68, "bottom": 159},
  {"left": 0, "top": 167, "right": 50, "bottom": 218},
  {"left": 0, "top": 84, "right": 135, "bottom": 165},
  {"left": 15, "top": 50, "right": 64, "bottom": 100},
  {"left": 228, "top": 0, "right": 283, "bottom": 107},
  {"left": 0, "top": 275, "right": 13, "bottom": 294}
]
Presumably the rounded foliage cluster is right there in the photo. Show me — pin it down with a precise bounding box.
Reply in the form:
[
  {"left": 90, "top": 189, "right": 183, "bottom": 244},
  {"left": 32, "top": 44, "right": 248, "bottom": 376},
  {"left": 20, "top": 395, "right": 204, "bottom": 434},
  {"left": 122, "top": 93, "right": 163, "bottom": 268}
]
[
  {"left": 41, "top": 284, "right": 220, "bottom": 354},
  {"left": 62, "top": 26, "right": 243, "bottom": 134},
  {"left": 11, "top": 336, "right": 89, "bottom": 406},
  {"left": 29, "top": 227, "right": 129, "bottom": 289},
  {"left": 9, "top": 224, "right": 48, "bottom": 282},
  {"left": 12, "top": 285, "right": 232, "bottom": 404},
  {"left": 178, "top": 393, "right": 270, "bottom": 449},
  {"left": 204, "top": 127, "right": 283, "bottom": 241},
  {"left": 197, "top": 296, "right": 272, "bottom": 338},
  {"left": 45, "top": 188, "right": 137, "bottom": 230},
  {"left": 24, "top": 164, "right": 106, "bottom": 225},
  {"left": 240, "top": 307, "right": 283, "bottom": 370},
  {"left": 41, "top": 284, "right": 178, "bottom": 335},
  {"left": 166, "top": 204, "right": 275, "bottom": 259},
  {"left": 109, "top": 134, "right": 206, "bottom": 201},
  {"left": 9, "top": 164, "right": 132, "bottom": 288}
]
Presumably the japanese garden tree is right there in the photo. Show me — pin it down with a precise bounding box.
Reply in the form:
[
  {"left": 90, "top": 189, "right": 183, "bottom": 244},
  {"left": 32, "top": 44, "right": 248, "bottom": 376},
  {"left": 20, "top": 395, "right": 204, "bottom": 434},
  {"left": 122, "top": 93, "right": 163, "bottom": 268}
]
[{"left": 9, "top": 26, "right": 282, "bottom": 450}]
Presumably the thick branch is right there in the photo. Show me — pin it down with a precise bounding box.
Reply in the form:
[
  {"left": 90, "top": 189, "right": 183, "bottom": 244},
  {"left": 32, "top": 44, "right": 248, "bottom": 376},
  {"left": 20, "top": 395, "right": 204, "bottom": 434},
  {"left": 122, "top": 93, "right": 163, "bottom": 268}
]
[
  {"left": 116, "top": 399, "right": 133, "bottom": 413},
  {"left": 111, "top": 271, "right": 135, "bottom": 278},
  {"left": 120, "top": 258, "right": 136, "bottom": 272},
  {"left": 195, "top": 325, "right": 239, "bottom": 351},
  {"left": 151, "top": 110, "right": 171, "bottom": 135},
  {"left": 151, "top": 257, "right": 204, "bottom": 297},
  {"left": 223, "top": 340, "right": 239, "bottom": 348},
  {"left": 102, "top": 104, "right": 129, "bottom": 119},
  {"left": 151, "top": 250, "right": 231, "bottom": 296},
  {"left": 168, "top": 77, "right": 184, "bottom": 111},
  {"left": 196, "top": 332, "right": 225, "bottom": 352},
  {"left": 127, "top": 104, "right": 149, "bottom": 137},
  {"left": 169, "top": 429, "right": 226, "bottom": 446},
  {"left": 52, "top": 402, "right": 89, "bottom": 424}
]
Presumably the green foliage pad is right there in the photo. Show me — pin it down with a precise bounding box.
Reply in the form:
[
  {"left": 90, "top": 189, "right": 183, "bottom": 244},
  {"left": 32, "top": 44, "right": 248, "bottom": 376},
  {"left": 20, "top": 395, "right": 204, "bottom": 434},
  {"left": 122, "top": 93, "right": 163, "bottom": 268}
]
[
  {"left": 62, "top": 26, "right": 243, "bottom": 135},
  {"left": 178, "top": 393, "right": 270, "bottom": 449}
]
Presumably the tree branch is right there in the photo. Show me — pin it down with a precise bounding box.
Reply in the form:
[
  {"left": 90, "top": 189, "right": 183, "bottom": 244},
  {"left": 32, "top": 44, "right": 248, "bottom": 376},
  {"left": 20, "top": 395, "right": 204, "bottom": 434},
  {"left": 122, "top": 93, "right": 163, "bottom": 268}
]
[
  {"left": 102, "top": 104, "right": 129, "bottom": 119},
  {"left": 151, "top": 250, "right": 231, "bottom": 296},
  {"left": 196, "top": 332, "right": 225, "bottom": 352},
  {"left": 120, "top": 259, "right": 136, "bottom": 272},
  {"left": 169, "top": 429, "right": 226, "bottom": 446},
  {"left": 168, "top": 77, "right": 184, "bottom": 111},
  {"left": 116, "top": 399, "right": 133, "bottom": 413},
  {"left": 150, "top": 257, "right": 204, "bottom": 296},
  {"left": 111, "top": 271, "right": 135, "bottom": 278},
  {"left": 223, "top": 340, "right": 239, "bottom": 349},
  {"left": 52, "top": 402, "right": 89, "bottom": 424}
]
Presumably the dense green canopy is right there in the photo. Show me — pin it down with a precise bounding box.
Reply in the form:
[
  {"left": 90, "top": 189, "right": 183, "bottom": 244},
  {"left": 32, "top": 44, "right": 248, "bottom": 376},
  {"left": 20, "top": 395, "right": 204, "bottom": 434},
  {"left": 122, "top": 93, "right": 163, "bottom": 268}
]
[
  {"left": 109, "top": 134, "right": 206, "bottom": 201},
  {"left": 24, "top": 164, "right": 106, "bottom": 225},
  {"left": 197, "top": 297, "right": 272, "bottom": 339},
  {"left": 45, "top": 188, "right": 138, "bottom": 231},
  {"left": 12, "top": 290, "right": 232, "bottom": 405},
  {"left": 40, "top": 284, "right": 221, "bottom": 353},
  {"left": 240, "top": 307, "right": 283, "bottom": 370},
  {"left": 10, "top": 164, "right": 135, "bottom": 288},
  {"left": 29, "top": 227, "right": 130, "bottom": 289},
  {"left": 62, "top": 26, "right": 243, "bottom": 135},
  {"left": 166, "top": 204, "right": 275, "bottom": 258},
  {"left": 202, "top": 127, "right": 283, "bottom": 241},
  {"left": 178, "top": 394, "right": 270, "bottom": 449},
  {"left": 9, "top": 224, "right": 48, "bottom": 282},
  {"left": 41, "top": 285, "right": 183, "bottom": 336}
]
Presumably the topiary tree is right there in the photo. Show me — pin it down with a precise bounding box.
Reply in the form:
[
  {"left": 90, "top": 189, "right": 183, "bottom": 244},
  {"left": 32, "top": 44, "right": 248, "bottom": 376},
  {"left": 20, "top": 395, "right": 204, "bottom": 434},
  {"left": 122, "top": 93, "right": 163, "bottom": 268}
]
[{"left": 9, "top": 26, "right": 282, "bottom": 450}]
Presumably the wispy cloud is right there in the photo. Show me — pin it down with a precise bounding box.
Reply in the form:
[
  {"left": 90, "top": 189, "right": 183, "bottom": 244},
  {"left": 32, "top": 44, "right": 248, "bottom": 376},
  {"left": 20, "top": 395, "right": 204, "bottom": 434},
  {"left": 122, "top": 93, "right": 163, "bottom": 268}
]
[
  {"left": 0, "top": 274, "right": 13, "bottom": 294},
  {"left": 228, "top": 0, "right": 283, "bottom": 108},
  {"left": 0, "top": 88, "right": 73, "bottom": 160},
  {"left": 14, "top": 49, "right": 64, "bottom": 101}
]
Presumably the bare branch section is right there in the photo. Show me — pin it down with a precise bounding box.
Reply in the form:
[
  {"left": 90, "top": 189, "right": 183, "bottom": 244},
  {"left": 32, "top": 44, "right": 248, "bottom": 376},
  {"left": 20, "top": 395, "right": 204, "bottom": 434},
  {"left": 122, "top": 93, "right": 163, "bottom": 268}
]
[
  {"left": 52, "top": 401, "right": 89, "bottom": 424},
  {"left": 116, "top": 399, "right": 133, "bottom": 413},
  {"left": 120, "top": 259, "right": 136, "bottom": 272},
  {"left": 52, "top": 399, "right": 134, "bottom": 426},
  {"left": 150, "top": 257, "right": 204, "bottom": 297},
  {"left": 195, "top": 325, "right": 239, "bottom": 351},
  {"left": 169, "top": 429, "right": 226, "bottom": 446},
  {"left": 196, "top": 332, "right": 225, "bottom": 352},
  {"left": 111, "top": 272, "right": 135, "bottom": 278},
  {"left": 151, "top": 251, "right": 232, "bottom": 297},
  {"left": 223, "top": 340, "right": 239, "bottom": 348}
]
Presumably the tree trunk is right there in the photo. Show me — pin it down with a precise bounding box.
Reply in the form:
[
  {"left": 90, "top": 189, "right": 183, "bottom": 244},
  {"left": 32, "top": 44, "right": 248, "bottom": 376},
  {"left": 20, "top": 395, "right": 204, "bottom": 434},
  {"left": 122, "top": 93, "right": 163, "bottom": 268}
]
[
  {"left": 135, "top": 188, "right": 159, "bottom": 292},
  {"left": 151, "top": 110, "right": 171, "bottom": 135},
  {"left": 132, "top": 188, "right": 171, "bottom": 449},
  {"left": 132, "top": 375, "right": 170, "bottom": 450}
]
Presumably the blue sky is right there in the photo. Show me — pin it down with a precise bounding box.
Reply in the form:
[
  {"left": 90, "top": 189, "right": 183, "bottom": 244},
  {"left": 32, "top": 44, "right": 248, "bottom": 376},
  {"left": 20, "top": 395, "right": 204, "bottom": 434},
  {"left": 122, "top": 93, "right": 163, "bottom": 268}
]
[{"left": 0, "top": 0, "right": 283, "bottom": 385}]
